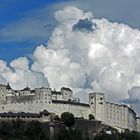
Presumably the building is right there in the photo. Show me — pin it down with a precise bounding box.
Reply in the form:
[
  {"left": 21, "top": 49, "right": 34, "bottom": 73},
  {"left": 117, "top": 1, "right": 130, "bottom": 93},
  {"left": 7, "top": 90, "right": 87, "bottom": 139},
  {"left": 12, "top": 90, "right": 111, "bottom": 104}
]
[
  {"left": 0, "top": 84, "right": 91, "bottom": 120},
  {"left": 0, "top": 83, "right": 139, "bottom": 132},
  {"left": 89, "top": 92, "right": 137, "bottom": 132},
  {"left": 0, "top": 109, "right": 53, "bottom": 122}
]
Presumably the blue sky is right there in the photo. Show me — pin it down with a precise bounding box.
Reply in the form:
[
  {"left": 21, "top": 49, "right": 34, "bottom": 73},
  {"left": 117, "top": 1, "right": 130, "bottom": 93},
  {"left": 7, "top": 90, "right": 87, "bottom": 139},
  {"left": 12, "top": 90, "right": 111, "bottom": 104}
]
[
  {"left": 0, "top": 0, "right": 140, "bottom": 62},
  {"left": 0, "top": 0, "right": 59, "bottom": 62}
]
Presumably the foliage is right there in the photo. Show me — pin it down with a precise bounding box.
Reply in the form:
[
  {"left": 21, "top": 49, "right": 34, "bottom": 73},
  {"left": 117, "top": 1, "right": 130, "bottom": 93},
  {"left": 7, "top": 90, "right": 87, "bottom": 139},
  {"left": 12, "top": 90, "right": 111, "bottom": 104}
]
[
  {"left": 61, "top": 112, "right": 75, "bottom": 127},
  {"left": 88, "top": 114, "right": 95, "bottom": 120},
  {"left": 0, "top": 119, "right": 49, "bottom": 140},
  {"left": 1, "top": 118, "right": 140, "bottom": 140},
  {"left": 56, "top": 128, "right": 84, "bottom": 140},
  {"left": 54, "top": 115, "right": 61, "bottom": 122}
]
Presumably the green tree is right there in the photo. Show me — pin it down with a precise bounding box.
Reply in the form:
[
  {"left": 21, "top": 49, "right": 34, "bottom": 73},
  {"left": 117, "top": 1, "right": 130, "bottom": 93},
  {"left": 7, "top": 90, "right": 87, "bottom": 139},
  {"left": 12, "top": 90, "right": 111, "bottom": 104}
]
[
  {"left": 88, "top": 114, "right": 95, "bottom": 120},
  {"left": 54, "top": 115, "right": 61, "bottom": 122},
  {"left": 0, "top": 120, "right": 49, "bottom": 140},
  {"left": 61, "top": 112, "right": 75, "bottom": 128},
  {"left": 56, "top": 128, "right": 83, "bottom": 140}
]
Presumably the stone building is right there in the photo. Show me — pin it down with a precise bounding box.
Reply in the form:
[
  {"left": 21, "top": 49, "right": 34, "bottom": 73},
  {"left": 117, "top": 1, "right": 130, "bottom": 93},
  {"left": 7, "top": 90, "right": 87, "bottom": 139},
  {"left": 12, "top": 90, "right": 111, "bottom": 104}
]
[
  {"left": 0, "top": 83, "right": 139, "bottom": 132},
  {"left": 89, "top": 92, "right": 137, "bottom": 132}
]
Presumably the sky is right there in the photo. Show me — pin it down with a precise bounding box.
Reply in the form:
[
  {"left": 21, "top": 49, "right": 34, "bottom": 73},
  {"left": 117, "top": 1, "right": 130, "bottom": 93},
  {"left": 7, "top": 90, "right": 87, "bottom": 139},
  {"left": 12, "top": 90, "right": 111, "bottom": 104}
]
[
  {"left": 1, "top": 0, "right": 140, "bottom": 113},
  {"left": 1, "top": 0, "right": 140, "bottom": 62}
]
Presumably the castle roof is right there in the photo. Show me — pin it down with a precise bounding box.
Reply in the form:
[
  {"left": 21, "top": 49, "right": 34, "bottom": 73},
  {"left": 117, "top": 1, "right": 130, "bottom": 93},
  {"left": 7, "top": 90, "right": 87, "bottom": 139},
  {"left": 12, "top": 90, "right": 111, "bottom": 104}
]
[
  {"left": 61, "top": 87, "right": 72, "bottom": 92},
  {"left": 0, "top": 111, "right": 50, "bottom": 118},
  {"left": 21, "top": 86, "right": 30, "bottom": 91},
  {"left": 52, "top": 91, "right": 61, "bottom": 95},
  {"left": 52, "top": 100, "right": 90, "bottom": 107},
  {"left": 0, "top": 112, "right": 41, "bottom": 118},
  {"left": 106, "top": 102, "right": 136, "bottom": 115}
]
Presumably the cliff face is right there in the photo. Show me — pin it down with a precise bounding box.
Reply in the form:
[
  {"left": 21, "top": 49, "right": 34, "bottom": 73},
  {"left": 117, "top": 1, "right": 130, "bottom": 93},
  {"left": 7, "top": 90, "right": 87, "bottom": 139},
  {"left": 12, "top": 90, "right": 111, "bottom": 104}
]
[{"left": 73, "top": 119, "right": 110, "bottom": 140}]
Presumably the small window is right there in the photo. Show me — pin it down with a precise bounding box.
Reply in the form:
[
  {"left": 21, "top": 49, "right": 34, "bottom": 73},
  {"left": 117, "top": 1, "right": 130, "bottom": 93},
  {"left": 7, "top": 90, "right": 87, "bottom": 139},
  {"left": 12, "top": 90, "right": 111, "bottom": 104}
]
[
  {"left": 100, "top": 97, "right": 103, "bottom": 100},
  {"left": 99, "top": 102, "right": 103, "bottom": 105}
]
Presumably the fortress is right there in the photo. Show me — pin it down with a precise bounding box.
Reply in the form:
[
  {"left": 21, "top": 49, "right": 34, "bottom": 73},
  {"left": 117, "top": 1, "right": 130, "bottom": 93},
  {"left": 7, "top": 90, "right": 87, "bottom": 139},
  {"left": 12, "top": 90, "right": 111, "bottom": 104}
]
[{"left": 0, "top": 83, "right": 140, "bottom": 132}]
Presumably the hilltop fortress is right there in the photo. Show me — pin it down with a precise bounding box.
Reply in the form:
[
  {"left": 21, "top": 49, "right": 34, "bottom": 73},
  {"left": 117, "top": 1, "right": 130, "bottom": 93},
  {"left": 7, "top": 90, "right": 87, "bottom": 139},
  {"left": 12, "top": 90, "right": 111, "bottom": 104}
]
[{"left": 0, "top": 83, "right": 140, "bottom": 132}]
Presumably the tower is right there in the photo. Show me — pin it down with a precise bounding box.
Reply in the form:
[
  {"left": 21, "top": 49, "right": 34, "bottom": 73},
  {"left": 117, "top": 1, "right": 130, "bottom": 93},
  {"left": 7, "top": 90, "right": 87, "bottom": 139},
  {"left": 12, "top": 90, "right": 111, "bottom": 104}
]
[
  {"left": 89, "top": 92, "right": 105, "bottom": 122},
  {"left": 35, "top": 87, "right": 52, "bottom": 103}
]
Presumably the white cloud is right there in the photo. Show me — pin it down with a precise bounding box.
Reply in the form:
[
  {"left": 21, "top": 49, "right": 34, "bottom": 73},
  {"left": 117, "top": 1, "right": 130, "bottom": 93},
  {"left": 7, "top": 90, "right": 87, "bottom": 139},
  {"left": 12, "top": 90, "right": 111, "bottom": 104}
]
[
  {"left": 1, "top": 6, "right": 140, "bottom": 111},
  {"left": 10, "top": 57, "right": 29, "bottom": 71},
  {"left": 0, "top": 57, "right": 49, "bottom": 90}
]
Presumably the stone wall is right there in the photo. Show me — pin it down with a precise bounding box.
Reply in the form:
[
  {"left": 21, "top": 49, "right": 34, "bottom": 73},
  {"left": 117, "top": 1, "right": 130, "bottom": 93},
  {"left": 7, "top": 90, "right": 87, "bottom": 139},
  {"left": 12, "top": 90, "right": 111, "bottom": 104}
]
[{"left": 0, "top": 100, "right": 91, "bottom": 119}]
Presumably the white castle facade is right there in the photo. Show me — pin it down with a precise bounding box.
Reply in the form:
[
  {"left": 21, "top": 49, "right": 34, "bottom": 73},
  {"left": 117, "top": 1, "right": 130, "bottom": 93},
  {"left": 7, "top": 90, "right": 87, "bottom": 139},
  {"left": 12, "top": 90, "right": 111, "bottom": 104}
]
[{"left": 0, "top": 83, "right": 140, "bottom": 132}]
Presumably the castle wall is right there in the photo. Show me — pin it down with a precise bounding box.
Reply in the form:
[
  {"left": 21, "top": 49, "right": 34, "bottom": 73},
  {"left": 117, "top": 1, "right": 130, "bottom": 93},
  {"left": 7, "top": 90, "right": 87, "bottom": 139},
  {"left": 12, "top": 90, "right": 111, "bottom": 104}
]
[
  {"left": 0, "top": 100, "right": 90, "bottom": 119},
  {"left": 105, "top": 102, "right": 128, "bottom": 130},
  {"left": 50, "top": 102, "right": 90, "bottom": 119},
  {"left": 104, "top": 102, "right": 137, "bottom": 131},
  {"left": 128, "top": 108, "right": 137, "bottom": 131}
]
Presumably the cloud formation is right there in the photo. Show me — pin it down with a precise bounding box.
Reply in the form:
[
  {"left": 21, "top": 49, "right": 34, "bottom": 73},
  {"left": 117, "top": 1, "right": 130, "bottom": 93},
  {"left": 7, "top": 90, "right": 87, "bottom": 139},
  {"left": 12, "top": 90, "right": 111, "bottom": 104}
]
[{"left": 1, "top": 7, "right": 140, "bottom": 110}]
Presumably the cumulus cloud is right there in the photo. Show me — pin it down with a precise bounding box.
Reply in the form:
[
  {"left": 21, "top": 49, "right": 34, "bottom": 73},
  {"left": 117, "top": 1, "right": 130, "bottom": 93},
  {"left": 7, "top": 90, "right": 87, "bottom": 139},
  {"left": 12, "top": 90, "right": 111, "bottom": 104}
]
[
  {"left": 10, "top": 57, "right": 29, "bottom": 71},
  {"left": 1, "top": 6, "right": 140, "bottom": 110},
  {"left": 0, "top": 57, "right": 49, "bottom": 90}
]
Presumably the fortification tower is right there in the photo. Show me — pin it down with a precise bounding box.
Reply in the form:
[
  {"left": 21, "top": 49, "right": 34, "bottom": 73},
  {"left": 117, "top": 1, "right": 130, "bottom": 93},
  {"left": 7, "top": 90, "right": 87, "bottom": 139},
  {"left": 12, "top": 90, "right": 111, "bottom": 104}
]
[{"left": 89, "top": 92, "right": 105, "bottom": 122}]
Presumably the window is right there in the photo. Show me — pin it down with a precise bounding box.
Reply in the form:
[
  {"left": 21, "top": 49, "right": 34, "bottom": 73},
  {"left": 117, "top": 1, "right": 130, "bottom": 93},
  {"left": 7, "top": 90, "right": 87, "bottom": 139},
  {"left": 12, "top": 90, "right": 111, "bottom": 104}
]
[
  {"left": 99, "top": 102, "right": 103, "bottom": 105},
  {"left": 100, "top": 97, "right": 103, "bottom": 100}
]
